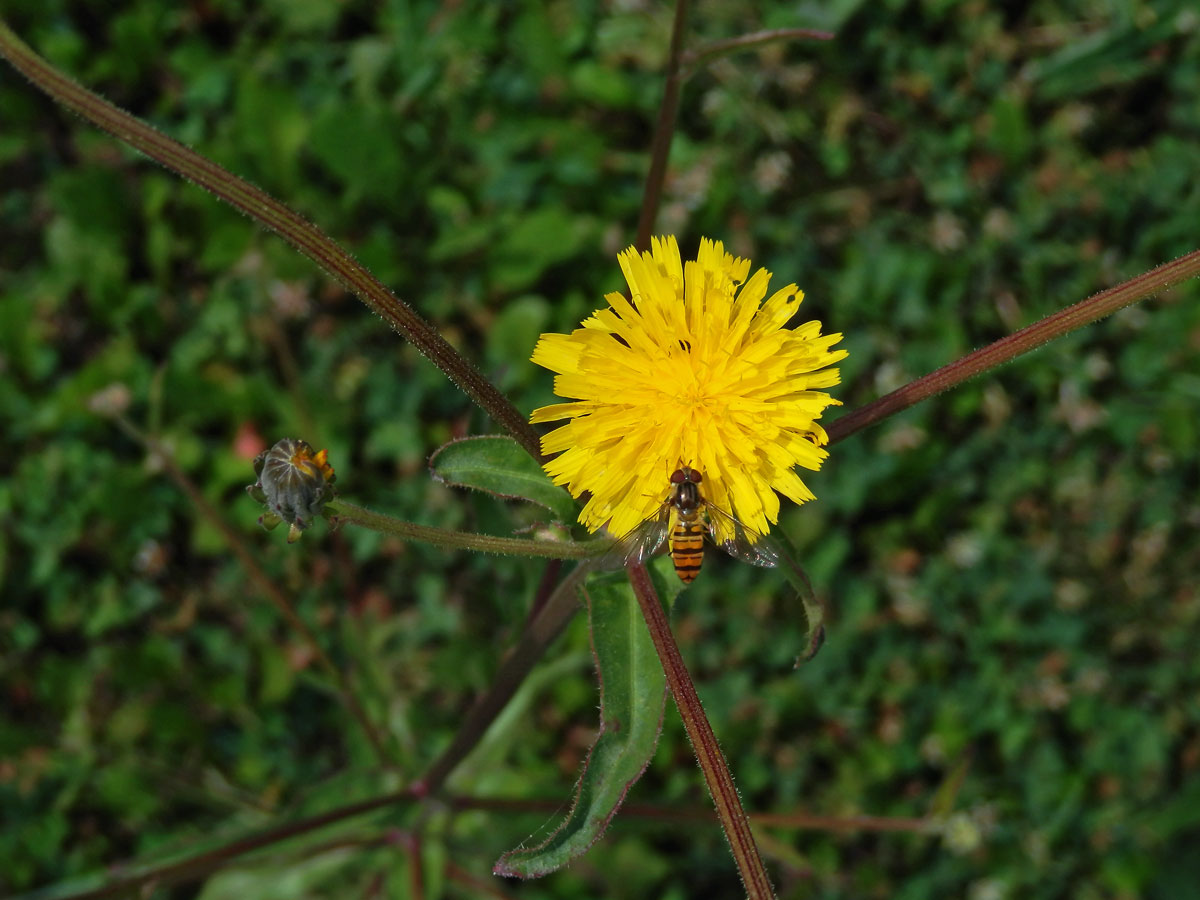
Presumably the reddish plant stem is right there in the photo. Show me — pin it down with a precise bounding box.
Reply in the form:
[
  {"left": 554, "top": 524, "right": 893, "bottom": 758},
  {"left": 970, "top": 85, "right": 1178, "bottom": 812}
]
[
  {"left": 329, "top": 499, "right": 596, "bottom": 559},
  {"left": 634, "top": 0, "right": 691, "bottom": 252},
  {"left": 827, "top": 248, "right": 1200, "bottom": 445},
  {"left": 626, "top": 562, "right": 775, "bottom": 900},
  {"left": 0, "top": 18, "right": 542, "bottom": 462}
]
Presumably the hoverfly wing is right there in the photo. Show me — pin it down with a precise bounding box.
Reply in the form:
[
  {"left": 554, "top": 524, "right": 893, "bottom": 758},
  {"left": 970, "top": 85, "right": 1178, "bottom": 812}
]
[
  {"left": 703, "top": 503, "right": 825, "bottom": 664},
  {"left": 586, "top": 504, "right": 672, "bottom": 572},
  {"left": 619, "top": 504, "right": 673, "bottom": 567},
  {"left": 703, "top": 503, "right": 781, "bottom": 568}
]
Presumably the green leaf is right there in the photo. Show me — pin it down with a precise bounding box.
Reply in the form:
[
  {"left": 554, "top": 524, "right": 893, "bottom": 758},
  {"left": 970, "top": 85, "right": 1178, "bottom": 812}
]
[
  {"left": 494, "top": 562, "right": 677, "bottom": 878},
  {"left": 429, "top": 435, "right": 577, "bottom": 523}
]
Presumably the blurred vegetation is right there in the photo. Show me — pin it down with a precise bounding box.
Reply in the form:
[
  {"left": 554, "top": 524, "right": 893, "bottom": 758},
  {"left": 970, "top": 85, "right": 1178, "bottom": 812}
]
[{"left": 2, "top": 0, "right": 1199, "bottom": 897}]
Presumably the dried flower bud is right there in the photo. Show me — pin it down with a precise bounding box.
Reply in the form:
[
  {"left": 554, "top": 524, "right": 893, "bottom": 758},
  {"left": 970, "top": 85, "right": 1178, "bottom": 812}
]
[{"left": 247, "top": 438, "right": 337, "bottom": 542}]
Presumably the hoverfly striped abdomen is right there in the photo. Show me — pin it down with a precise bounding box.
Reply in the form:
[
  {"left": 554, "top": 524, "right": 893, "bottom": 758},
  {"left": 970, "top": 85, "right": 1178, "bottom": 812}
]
[
  {"left": 667, "top": 467, "right": 706, "bottom": 583},
  {"left": 669, "top": 518, "right": 705, "bottom": 582},
  {"left": 608, "top": 466, "right": 824, "bottom": 665}
]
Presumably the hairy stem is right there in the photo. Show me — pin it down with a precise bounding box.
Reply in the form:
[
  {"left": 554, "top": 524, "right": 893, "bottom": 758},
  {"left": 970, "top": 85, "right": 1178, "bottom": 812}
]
[
  {"left": 329, "top": 500, "right": 604, "bottom": 560},
  {"left": 827, "top": 248, "right": 1200, "bottom": 445},
  {"left": 0, "top": 18, "right": 542, "bottom": 460},
  {"left": 626, "top": 562, "right": 776, "bottom": 900}
]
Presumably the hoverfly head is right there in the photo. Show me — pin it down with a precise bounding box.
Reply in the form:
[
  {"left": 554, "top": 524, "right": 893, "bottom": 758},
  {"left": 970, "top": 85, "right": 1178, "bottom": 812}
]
[
  {"left": 669, "top": 467, "right": 703, "bottom": 511},
  {"left": 670, "top": 466, "right": 702, "bottom": 485}
]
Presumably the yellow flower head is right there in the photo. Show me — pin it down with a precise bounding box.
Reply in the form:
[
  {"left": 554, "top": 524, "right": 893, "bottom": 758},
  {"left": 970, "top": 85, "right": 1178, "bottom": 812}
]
[{"left": 530, "top": 236, "right": 847, "bottom": 540}]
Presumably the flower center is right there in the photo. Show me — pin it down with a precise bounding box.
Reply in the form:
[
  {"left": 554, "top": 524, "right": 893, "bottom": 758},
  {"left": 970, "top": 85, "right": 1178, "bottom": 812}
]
[{"left": 661, "top": 355, "right": 725, "bottom": 419}]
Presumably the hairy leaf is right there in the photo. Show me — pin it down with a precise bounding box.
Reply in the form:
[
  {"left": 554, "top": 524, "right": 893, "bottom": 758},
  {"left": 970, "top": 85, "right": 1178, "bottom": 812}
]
[
  {"left": 494, "top": 561, "right": 678, "bottom": 877},
  {"left": 429, "top": 435, "right": 577, "bottom": 523}
]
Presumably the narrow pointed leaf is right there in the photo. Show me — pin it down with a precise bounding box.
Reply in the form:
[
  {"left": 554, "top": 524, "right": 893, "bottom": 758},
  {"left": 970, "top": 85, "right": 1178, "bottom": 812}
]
[
  {"left": 494, "top": 562, "right": 679, "bottom": 878},
  {"left": 430, "top": 435, "right": 577, "bottom": 523}
]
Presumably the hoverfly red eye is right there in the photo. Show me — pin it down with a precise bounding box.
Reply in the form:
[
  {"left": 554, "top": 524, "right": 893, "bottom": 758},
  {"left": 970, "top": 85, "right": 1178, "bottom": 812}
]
[
  {"left": 689, "top": 469, "right": 702, "bottom": 484},
  {"left": 669, "top": 469, "right": 685, "bottom": 484}
]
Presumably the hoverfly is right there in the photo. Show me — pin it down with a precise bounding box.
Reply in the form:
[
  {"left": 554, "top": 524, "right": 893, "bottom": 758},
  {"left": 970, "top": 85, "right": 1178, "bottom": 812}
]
[
  {"left": 605, "top": 466, "right": 825, "bottom": 662},
  {"left": 616, "top": 467, "right": 776, "bottom": 582}
]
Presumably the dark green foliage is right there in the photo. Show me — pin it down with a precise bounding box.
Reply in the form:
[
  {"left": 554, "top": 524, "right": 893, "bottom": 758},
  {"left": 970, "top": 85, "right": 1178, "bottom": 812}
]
[{"left": 1, "top": 1, "right": 1198, "bottom": 897}]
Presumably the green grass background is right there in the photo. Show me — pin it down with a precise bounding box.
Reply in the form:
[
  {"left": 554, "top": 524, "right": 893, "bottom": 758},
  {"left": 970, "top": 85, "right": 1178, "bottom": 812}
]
[{"left": 2, "top": 1, "right": 1199, "bottom": 897}]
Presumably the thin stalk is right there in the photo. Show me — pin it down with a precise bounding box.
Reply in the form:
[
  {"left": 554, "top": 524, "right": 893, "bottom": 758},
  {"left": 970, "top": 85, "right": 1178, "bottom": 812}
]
[
  {"left": 634, "top": 0, "right": 691, "bottom": 252},
  {"left": 827, "top": 248, "right": 1200, "bottom": 445},
  {"left": 108, "top": 415, "right": 394, "bottom": 767},
  {"left": 0, "top": 18, "right": 542, "bottom": 461},
  {"left": 328, "top": 499, "right": 604, "bottom": 560},
  {"left": 626, "top": 562, "right": 776, "bottom": 900},
  {"left": 683, "top": 27, "right": 834, "bottom": 73}
]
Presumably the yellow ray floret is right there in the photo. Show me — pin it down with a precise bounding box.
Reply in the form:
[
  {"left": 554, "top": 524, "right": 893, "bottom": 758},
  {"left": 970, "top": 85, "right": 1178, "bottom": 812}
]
[{"left": 530, "top": 236, "right": 847, "bottom": 539}]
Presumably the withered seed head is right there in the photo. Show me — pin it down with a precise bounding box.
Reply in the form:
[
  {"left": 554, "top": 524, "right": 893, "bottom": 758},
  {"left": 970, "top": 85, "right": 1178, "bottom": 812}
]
[{"left": 247, "top": 438, "right": 337, "bottom": 542}]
